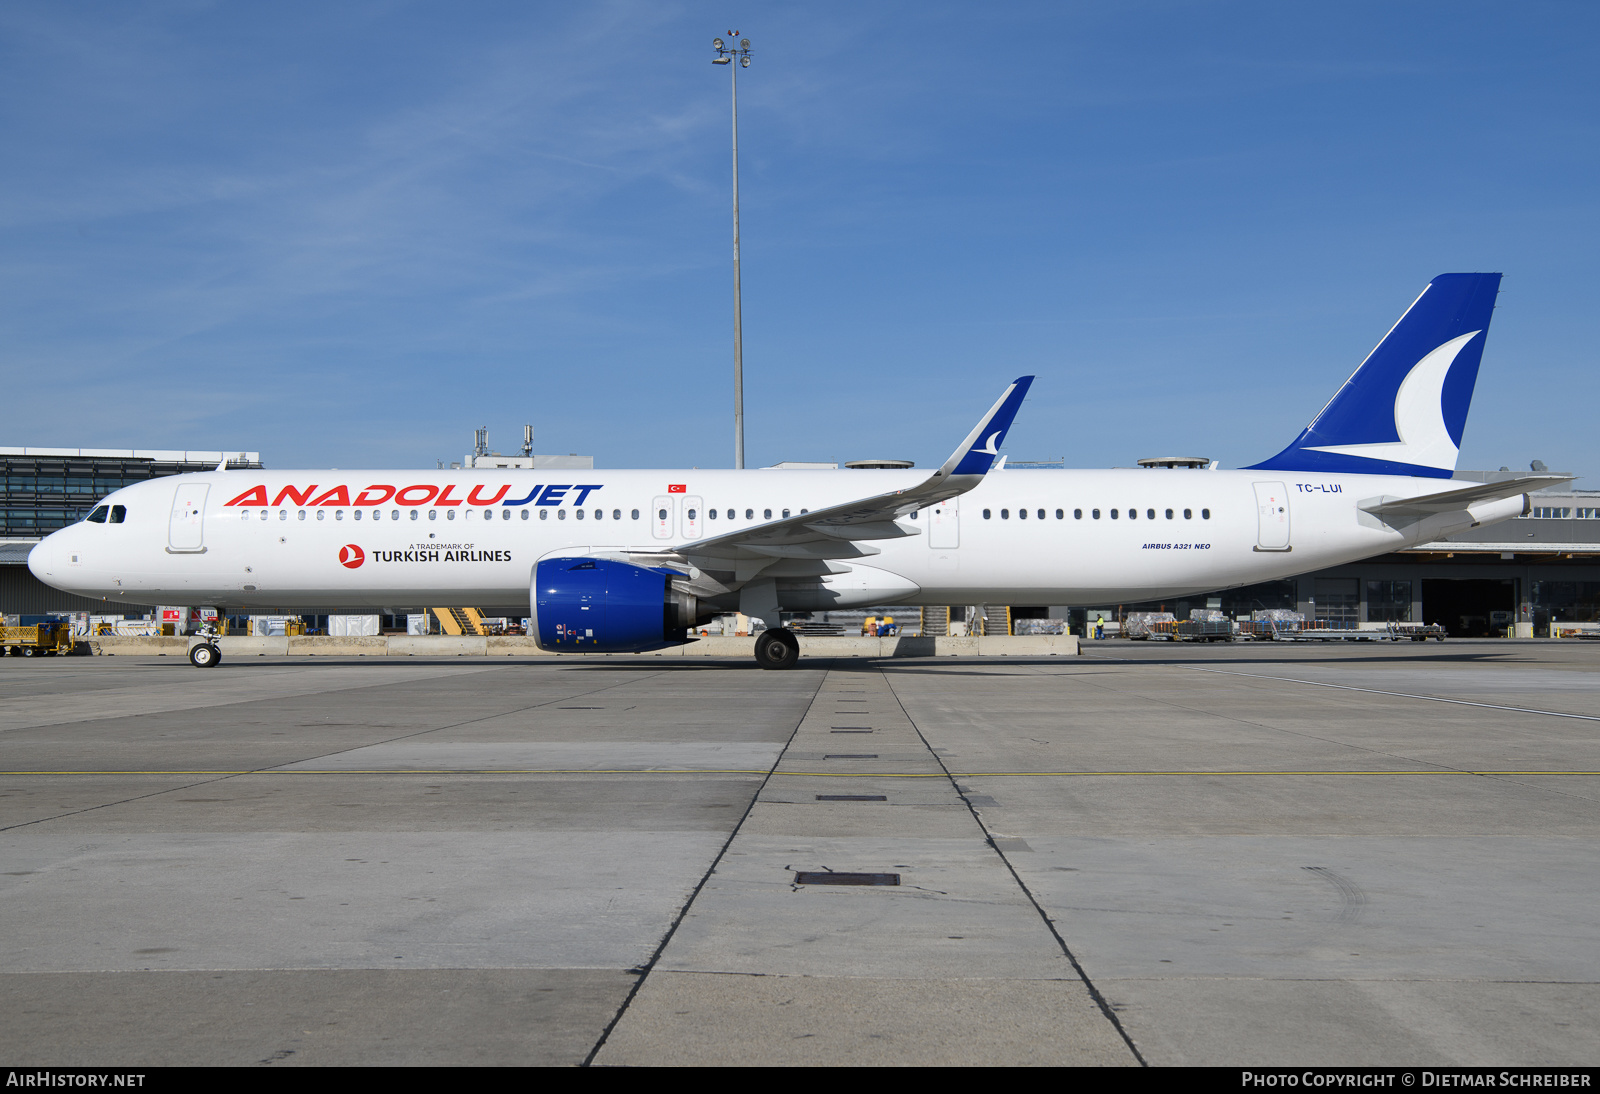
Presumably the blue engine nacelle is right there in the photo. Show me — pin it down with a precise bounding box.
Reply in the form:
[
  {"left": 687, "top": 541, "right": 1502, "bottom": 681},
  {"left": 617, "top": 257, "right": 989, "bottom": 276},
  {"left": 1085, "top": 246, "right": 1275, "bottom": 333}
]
[{"left": 531, "top": 556, "right": 697, "bottom": 653}]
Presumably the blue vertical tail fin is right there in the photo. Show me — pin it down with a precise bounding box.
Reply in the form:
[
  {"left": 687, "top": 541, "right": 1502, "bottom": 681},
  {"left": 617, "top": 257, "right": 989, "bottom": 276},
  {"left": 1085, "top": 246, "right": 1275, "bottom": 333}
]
[{"left": 1247, "top": 272, "right": 1502, "bottom": 478}]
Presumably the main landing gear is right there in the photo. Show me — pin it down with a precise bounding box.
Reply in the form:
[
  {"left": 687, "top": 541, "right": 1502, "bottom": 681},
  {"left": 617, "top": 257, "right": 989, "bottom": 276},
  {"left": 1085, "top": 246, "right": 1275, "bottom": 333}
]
[
  {"left": 188, "top": 642, "right": 222, "bottom": 668},
  {"left": 754, "top": 628, "right": 800, "bottom": 670}
]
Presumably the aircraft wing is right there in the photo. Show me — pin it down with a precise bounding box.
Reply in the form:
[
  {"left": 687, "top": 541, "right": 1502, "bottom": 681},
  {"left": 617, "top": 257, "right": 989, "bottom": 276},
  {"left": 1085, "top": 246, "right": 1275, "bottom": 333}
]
[
  {"left": 664, "top": 376, "right": 1032, "bottom": 587},
  {"left": 1358, "top": 475, "right": 1574, "bottom": 519}
]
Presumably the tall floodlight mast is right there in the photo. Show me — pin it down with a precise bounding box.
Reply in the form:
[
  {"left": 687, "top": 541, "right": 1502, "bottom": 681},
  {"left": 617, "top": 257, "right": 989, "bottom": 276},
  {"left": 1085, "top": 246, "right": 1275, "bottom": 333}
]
[{"left": 712, "top": 33, "right": 752, "bottom": 468}]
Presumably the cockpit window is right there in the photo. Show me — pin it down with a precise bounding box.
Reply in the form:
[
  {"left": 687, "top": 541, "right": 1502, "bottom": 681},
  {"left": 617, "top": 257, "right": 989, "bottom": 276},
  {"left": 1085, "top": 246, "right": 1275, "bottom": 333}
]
[
  {"left": 87, "top": 506, "right": 108, "bottom": 524},
  {"left": 109, "top": 505, "right": 127, "bottom": 524}
]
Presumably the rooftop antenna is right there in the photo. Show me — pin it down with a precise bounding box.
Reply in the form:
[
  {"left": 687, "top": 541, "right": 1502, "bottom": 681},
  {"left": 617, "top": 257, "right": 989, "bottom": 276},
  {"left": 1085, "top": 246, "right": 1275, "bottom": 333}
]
[
  {"left": 473, "top": 427, "right": 489, "bottom": 464},
  {"left": 522, "top": 424, "right": 534, "bottom": 459}
]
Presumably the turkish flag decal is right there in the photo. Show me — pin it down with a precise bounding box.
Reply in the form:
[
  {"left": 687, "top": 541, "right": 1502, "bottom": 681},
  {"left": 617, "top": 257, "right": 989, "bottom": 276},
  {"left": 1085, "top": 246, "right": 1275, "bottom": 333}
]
[{"left": 667, "top": 484, "right": 687, "bottom": 493}]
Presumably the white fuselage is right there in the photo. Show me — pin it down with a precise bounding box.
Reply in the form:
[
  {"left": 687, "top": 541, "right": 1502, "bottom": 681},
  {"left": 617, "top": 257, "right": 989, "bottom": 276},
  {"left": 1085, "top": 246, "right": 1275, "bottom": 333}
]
[{"left": 29, "top": 467, "right": 1522, "bottom": 612}]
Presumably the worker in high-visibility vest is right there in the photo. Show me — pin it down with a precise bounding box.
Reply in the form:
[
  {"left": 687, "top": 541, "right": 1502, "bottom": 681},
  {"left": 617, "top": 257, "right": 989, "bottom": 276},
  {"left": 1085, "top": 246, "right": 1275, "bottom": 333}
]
[{"left": 1094, "top": 615, "right": 1105, "bottom": 640}]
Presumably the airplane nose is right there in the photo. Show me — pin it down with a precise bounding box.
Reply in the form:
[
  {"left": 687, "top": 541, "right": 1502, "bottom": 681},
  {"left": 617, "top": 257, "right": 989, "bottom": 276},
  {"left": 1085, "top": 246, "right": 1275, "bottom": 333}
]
[{"left": 28, "top": 535, "right": 54, "bottom": 580}]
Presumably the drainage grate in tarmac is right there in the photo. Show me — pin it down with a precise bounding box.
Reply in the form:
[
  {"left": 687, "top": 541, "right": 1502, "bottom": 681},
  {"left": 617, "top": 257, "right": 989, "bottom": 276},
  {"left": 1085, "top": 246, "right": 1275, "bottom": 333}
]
[
  {"left": 816, "top": 794, "right": 887, "bottom": 801},
  {"left": 824, "top": 754, "right": 878, "bottom": 759},
  {"left": 830, "top": 729, "right": 873, "bottom": 733},
  {"left": 794, "top": 871, "right": 900, "bottom": 886}
]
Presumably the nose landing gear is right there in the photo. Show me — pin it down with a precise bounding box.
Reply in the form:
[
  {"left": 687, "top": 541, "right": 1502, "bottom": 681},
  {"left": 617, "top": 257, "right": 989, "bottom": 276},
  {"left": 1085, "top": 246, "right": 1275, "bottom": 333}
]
[
  {"left": 188, "top": 623, "right": 223, "bottom": 668},
  {"left": 188, "top": 642, "right": 222, "bottom": 668}
]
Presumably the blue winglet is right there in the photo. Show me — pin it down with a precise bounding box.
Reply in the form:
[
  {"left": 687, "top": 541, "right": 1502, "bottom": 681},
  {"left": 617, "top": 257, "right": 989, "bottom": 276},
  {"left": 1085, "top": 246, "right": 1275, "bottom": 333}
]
[
  {"left": 1248, "top": 273, "right": 1501, "bottom": 478},
  {"left": 945, "top": 376, "right": 1034, "bottom": 478}
]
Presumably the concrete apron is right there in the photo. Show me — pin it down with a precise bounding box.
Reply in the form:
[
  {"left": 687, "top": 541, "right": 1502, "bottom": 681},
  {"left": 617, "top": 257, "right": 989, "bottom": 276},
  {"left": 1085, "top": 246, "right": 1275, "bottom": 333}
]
[
  {"left": 89, "top": 634, "right": 1081, "bottom": 658},
  {"left": 592, "top": 666, "right": 1136, "bottom": 1066}
]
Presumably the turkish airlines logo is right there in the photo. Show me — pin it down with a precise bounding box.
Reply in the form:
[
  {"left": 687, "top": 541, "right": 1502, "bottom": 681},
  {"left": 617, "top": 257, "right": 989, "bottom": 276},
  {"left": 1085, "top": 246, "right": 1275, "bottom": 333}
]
[
  {"left": 668, "top": 484, "right": 686, "bottom": 493},
  {"left": 339, "top": 544, "right": 365, "bottom": 569}
]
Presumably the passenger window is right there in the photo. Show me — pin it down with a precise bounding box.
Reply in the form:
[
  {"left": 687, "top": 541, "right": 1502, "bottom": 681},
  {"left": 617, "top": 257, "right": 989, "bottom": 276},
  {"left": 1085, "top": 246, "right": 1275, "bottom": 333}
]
[
  {"left": 1111, "top": 509, "right": 1119, "bottom": 519},
  {"left": 391, "top": 510, "right": 399, "bottom": 520},
  {"left": 1165, "top": 509, "right": 1173, "bottom": 519},
  {"left": 1073, "top": 509, "right": 1081, "bottom": 519},
  {"left": 410, "top": 510, "right": 419, "bottom": 521},
  {"left": 352, "top": 510, "right": 360, "bottom": 521},
  {"left": 558, "top": 509, "right": 567, "bottom": 520},
  {"left": 428, "top": 510, "right": 437, "bottom": 520},
  {"left": 1002, "top": 509, "right": 1010, "bottom": 519},
  {"left": 1128, "top": 508, "right": 1137, "bottom": 520},
  {"left": 239, "top": 510, "right": 249, "bottom": 522},
  {"left": 1147, "top": 509, "right": 1155, "bottom": 520},
  {"left": 502, "top": 509, "right": 510, "bottom": 520},
  {"left": 521, "top": 510, "right": 530, "bottom": 520},
  {"left": 782, "top": 509, "right": 790, "bottom": 518},
  {"left": 447, "top": 510, "right": 456, "bottom": 520},
  {"left": 298, "top": 510, "right": 306, "bottom": 521},
  {"left": 279, "top": 510, "right": 287, "bottom": 520},
  {"left": 708, "top": 509, "right": 717, "bottom": 520},
  {"left": 1091, "top": 509, "right": 1099, "bottom": 519},
  {"left": 1202, "top": 508, "right": 1211, "bottom": 519},
  {"left": 658, "top": 508, "right": 668, "bottom": 520},
  {"left": 575, "top": 509, "right": 585, "bottom": 520},
  {"left": 336, "top": 510, "right": 345, "bottom": 521},
  {"left": 1017, "top": 508, "right": 1025, "bottom": 519},
  {"left": 764, "top": 509, "right": 772, "bottom": 519},
  {"left": 613, "top": 509, "right": 621, "bottom": 520},
  {"left": 1184, "top": 509, "right": 1192, "bottom": 519},
  {"left": 259, "top": 509, "right": 267, "bottom": 521},
  {"left": 317, "top": 510, "right": 326, "bottom": 521},
  {"left": 540, "top": 510, "right": 549, "bottom": 520},
  {"left": 746, "top": 509, "right": 754, "bottom": 519},
  {"left": 631, "top": 509, "right": 639, "bottom": 520},
  {"left": 727, "top": 509, "right": 735, "bottom": 519},
  {"left": 983, "top": 509, "right": 992, "bottom": 519},
  {"left": 686, "top": 509, "right": 696, "bottom": 521},
  {"left": 1038, "top": 509, "right": 1046, "bottom": 520}
]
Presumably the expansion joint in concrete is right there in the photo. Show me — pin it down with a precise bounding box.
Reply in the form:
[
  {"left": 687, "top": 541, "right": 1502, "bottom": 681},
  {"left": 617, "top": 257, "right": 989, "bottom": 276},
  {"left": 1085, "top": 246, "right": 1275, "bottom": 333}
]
[
  {"left": 880, "top": 667, "right": 1151, "bottom": 1067},
  {"left": 580, "top": 666, "right": 832, "bottom": 1067}
]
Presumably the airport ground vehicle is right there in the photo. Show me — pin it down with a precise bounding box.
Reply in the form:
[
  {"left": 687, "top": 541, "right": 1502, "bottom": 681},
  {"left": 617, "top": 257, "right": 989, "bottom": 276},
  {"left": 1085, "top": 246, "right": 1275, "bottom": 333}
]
[{"left": 2, "top": 620, "right": 75, "bottom": 657}]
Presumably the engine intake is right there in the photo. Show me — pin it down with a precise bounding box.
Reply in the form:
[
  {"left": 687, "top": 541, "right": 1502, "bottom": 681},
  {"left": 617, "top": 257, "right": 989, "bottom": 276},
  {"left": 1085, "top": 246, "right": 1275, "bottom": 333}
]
[{"left": 531, "top": 556, "right": 696, "bottom": 653}]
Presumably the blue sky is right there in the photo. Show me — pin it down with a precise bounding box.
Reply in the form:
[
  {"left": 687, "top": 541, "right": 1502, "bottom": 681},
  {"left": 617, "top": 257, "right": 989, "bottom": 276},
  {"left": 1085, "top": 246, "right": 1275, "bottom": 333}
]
[{"left": 1, "top": 1, "right": 1595, "bottom": 476}]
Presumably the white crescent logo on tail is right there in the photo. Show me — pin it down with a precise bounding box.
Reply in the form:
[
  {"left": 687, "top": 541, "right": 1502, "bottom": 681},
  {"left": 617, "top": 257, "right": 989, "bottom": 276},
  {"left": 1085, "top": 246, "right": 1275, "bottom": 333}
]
[
  {"left": 977, "top": 431, "right": 1002, "bottom": 455},
  {"left": 1306, "top": 330, "right": 1479, "bottom": 470}
]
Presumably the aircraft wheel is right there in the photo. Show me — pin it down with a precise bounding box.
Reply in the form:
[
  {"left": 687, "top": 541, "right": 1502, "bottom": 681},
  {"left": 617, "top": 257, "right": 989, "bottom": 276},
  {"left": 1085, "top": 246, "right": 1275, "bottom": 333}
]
[
  {"left": 754, "top": 628, "right": 800, "bottom": 670},
  {"left": 189, "top": 643, "right": 221, "bottom": 668}
]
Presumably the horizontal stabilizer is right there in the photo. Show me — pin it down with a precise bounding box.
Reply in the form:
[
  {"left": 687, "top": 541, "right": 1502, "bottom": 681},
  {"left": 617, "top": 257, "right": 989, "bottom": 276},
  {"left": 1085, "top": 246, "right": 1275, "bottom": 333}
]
[{"left": 1358, "top": 475, "right": 1572, "bottom": 519}]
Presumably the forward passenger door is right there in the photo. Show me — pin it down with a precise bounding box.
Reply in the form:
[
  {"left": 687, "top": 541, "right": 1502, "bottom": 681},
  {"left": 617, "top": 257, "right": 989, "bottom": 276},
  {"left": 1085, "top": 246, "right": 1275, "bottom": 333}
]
[{"left": 168, "top": 484, "right": 209, "bottom": 553}]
